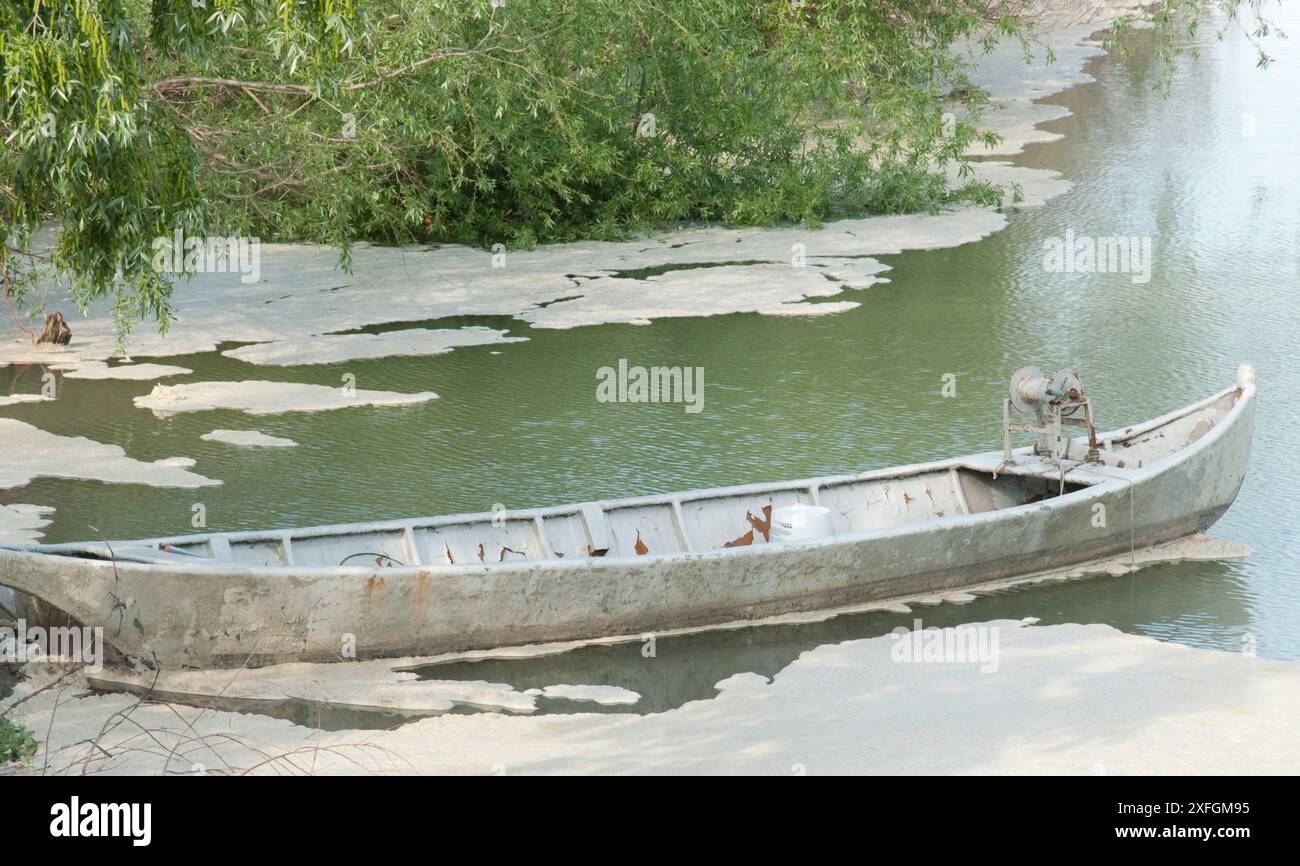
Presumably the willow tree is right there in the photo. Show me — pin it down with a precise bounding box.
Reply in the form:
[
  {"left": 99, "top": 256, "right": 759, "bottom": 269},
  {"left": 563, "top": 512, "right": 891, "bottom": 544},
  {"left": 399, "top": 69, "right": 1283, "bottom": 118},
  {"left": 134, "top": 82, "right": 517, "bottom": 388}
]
[{"left": 0, "top": 1, "right": 1261, "bottom": 342}]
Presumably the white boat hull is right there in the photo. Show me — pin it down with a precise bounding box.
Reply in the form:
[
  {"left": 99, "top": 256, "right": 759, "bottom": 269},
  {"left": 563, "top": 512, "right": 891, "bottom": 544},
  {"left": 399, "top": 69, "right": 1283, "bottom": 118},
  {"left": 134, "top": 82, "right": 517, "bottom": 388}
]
[{"left": 0, "top": 367, "right": 1256, "bottom": 669}]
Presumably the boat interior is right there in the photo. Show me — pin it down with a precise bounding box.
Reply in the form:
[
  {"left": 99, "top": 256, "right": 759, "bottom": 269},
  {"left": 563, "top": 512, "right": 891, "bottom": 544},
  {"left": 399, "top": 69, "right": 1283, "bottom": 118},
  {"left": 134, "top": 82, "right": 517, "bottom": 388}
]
[
  {"left": 47, "top": 466, "right": 1094, "bottom": 568},
  {"left": 36, "top": 382, "right": 1243, "bottom": 568}
]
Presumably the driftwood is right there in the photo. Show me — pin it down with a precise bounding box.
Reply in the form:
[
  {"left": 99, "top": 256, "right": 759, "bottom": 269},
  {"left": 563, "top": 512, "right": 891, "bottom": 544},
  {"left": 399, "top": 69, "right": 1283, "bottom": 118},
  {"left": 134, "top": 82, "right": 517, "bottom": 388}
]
[{"left": 35, "top": 312, "right": 71, "bottom": 345}]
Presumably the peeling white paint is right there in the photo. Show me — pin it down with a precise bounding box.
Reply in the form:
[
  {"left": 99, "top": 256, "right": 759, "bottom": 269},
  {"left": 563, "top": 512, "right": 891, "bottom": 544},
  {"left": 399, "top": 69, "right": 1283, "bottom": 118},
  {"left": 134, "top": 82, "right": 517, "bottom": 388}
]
[{"left": 357, "top": 535, "right": 1251, "bottom": 669}]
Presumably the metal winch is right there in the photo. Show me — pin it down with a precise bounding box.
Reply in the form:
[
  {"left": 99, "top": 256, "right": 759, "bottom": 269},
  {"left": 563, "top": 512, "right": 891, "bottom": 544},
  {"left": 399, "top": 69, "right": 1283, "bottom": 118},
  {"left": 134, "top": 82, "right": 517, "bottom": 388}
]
[{"left": 1001, "top": 366, "right": 1100, "bottom": 465}]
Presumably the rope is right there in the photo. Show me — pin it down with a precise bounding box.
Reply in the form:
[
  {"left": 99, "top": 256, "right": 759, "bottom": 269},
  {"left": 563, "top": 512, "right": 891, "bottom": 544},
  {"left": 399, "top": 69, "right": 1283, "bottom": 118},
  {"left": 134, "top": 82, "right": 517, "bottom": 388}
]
[
  {"left": 338, "top": 552, "right": 406, "bottom": 567},
  {"left": 1020, "top": 447, "right": 1139, "bottom": 568},
  {"left": 1067, "top": 462, "right": 1139, "bottom": 567}
]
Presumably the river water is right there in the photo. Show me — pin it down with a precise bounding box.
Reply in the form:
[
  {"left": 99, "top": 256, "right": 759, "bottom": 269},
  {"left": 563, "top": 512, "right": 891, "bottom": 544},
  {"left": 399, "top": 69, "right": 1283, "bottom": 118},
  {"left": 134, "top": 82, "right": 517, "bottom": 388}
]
[{"left": 3, "top": 9, "right": 1299, "bottom": 715}]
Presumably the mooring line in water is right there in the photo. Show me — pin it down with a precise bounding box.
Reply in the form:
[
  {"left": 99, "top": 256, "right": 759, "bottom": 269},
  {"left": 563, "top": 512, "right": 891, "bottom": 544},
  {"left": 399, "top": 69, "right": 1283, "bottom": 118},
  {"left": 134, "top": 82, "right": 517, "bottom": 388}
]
[{"left": 1070, "top": 464, "right": 1138, "bottom": 567}]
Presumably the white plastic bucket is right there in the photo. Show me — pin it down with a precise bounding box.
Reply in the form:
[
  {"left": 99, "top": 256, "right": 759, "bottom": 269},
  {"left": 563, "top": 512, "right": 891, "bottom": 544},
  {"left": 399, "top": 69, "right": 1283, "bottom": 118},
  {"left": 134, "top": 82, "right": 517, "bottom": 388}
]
[{"left": 770, "top": 504, "right": 833, "bottom": 543}]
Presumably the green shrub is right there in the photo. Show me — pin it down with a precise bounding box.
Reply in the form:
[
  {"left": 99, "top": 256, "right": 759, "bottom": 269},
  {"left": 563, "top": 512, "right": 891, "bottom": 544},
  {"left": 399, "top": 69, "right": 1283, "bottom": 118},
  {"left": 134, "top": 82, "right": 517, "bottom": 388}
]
[
  {"left": 3, "top": 1, "right": 1264, "bottom": 339},
  {"left": 0, "top": 715, "right": 37, "bottom": 766}
]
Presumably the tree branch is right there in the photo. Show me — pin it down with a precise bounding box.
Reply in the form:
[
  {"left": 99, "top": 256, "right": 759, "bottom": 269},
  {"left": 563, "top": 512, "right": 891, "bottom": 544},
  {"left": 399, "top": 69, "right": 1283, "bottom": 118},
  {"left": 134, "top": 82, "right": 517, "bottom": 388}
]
[{"left": 152, "top": 77, "right": 314, "bottom": 97}]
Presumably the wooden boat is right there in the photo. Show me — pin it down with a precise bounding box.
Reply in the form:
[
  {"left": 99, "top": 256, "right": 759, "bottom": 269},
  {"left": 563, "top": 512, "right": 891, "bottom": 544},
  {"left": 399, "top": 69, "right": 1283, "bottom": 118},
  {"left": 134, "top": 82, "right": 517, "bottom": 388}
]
[{"left": 0, "top": 365, "right": 1256, "bottom": 670}]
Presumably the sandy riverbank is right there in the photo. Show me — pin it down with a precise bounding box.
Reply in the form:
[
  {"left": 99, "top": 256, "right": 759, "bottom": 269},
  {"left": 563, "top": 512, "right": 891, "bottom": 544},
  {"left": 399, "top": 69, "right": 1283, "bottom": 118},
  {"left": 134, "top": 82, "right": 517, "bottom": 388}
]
[{"left": 3, "top": 620, "right": 1297, "bottom": 775}]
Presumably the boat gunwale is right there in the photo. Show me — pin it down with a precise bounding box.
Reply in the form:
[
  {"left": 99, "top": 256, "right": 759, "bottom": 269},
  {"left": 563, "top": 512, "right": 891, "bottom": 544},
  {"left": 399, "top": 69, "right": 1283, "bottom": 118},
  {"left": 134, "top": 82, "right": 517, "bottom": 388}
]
[{"left": 1, "top": 375, "right": 1254, "bottom": 575}]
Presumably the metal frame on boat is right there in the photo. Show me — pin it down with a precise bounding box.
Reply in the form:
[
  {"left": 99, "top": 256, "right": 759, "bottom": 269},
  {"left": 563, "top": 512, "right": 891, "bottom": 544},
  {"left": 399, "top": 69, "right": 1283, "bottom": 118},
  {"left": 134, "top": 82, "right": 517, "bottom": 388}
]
[{"left": 0, "top": 365, "right": 1256, "bottom": 669}]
